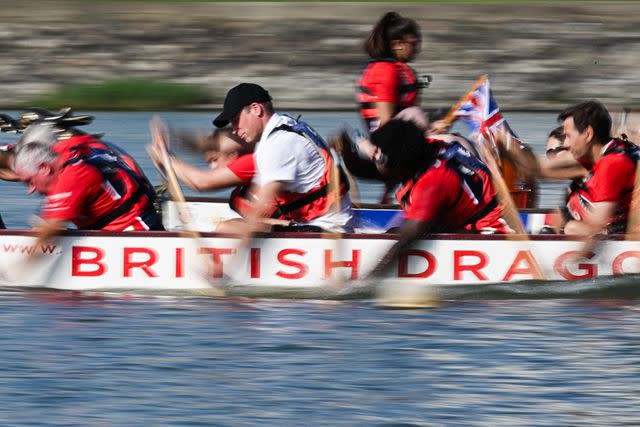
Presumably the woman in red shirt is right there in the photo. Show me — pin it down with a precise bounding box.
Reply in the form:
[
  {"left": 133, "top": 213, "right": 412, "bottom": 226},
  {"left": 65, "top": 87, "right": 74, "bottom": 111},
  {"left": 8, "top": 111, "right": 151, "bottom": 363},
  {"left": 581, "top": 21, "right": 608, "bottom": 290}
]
[
  {"left": 355, "top": 12, "right": 425, "bottom": 203},
  {"left": 357, "top": 12, "right": 423, "bottom": 134}
]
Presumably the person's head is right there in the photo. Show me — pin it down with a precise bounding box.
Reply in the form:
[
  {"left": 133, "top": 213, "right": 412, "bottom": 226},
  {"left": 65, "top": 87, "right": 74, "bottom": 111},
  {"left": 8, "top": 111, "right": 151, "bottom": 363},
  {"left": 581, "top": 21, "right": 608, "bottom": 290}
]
[
  {"left": 16, "top": 123, "right": 58, "bottom": 150},
  {"left": 213, "top": 83, "right": 274, "bottom": 145},
  {"left": 365, "top": 12, "right": 421, "bottom": 62},
  {"left": 368, "top": 119, "right": 436, "bottom": 179},
  {"left": 14, "top": 142, "right": 59, "bottom": 195},
  {"left": 545, "top": 126, "right": 566, "bottom": 159},
  {"left": 204, "top": 129, "right": 250, "bottom": 169},
  {"left": 558, "top": 100, "right": 611, "bottom": 161}
]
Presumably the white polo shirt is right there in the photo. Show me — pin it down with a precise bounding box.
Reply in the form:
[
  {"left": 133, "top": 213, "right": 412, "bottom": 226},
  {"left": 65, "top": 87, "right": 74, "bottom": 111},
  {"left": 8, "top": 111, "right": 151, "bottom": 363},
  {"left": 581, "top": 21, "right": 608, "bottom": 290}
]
[{"left": 254, "top": 113, "right": 352, "bottom": 232}]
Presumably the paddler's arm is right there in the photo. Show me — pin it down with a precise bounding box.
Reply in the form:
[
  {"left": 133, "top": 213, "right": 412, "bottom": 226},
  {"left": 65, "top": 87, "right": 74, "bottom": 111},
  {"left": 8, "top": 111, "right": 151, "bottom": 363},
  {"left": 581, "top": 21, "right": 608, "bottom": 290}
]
[
  {"left": 29, "top": 219, "right": 67, "bottom": 262},
  {"left": 367, "top": 219, "right": 429, "bottom": 279},
  {"left": 167, "top": 156, "right": 242, "bottom": 191},
  {"left": 241, "top": 181, "right": 283, "bottom": 239},
  {"left": 538, "top": 150, "right": 588, "bottom": 180},
  {"left": 148, "top": 142, "right": 242, "bottom": 191},
  {"left": 502, "top": 140, "right": 587, "bottom": 181},
  {"left": 0, "top": 168, "right": 20, "bottom": 181},
  {"left": 563, "top": 201, "right": 616, "bottom": 236},
  {"left": 0, "top": 151, "right": 19, "bottom": 181}
]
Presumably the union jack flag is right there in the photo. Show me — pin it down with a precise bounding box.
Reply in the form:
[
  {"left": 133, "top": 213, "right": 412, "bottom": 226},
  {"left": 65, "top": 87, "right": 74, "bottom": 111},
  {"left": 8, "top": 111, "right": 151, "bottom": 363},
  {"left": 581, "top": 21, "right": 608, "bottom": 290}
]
[{"left": 453, "top": 77, "right": 518, "bottom": 146}]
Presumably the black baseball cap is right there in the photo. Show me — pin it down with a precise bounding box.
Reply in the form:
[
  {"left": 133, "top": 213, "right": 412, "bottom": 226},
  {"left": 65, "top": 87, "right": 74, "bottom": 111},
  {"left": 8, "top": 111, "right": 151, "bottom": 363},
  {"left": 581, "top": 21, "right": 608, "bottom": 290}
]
[{"left": 213, "top": 83, "right": 272, "bottom": 128}]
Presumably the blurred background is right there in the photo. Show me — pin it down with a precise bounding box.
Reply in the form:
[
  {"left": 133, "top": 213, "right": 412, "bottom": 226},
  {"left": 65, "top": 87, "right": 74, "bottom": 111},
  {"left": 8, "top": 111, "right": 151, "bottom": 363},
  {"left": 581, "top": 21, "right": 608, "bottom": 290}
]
[{"left": 1, "top": 1, "right": 639, "bottom": 111}]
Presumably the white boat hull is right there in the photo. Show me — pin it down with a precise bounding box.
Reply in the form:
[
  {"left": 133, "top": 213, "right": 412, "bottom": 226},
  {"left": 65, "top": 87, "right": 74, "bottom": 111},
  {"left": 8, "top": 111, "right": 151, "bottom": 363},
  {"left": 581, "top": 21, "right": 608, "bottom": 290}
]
[{"left": 1, "top": 230, "right": 638, "bottom": 293}]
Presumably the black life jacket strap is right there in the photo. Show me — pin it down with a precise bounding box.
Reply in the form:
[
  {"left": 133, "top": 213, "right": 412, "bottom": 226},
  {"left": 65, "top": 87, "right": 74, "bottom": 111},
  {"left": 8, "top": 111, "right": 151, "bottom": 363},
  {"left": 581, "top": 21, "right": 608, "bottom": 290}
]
[
  {"left": 270, "top": 123, "right": 350, "bottom": 216},
  {"left": 465, "top": 197, "right": 499, "bottom": 228},
  {"left": 62, "top": 154, "right": 149, "bottom": 230}
]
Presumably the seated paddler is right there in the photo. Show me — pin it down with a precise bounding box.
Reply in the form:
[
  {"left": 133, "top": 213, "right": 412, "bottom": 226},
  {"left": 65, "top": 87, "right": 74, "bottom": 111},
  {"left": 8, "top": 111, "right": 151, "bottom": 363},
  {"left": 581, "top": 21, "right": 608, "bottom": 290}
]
[
  {"left": 362, "top": 119, "right": 512, "bottom": 277},
  {"left": 559, "top": 100, "right": 639, "bottom": 236},
  {"left": 13, "top": 124, "right": 162, "bottom": 246},
  {"left": 16, "top": 109, "right": 155, "bottom": 203},
  {"left": 211, "top": 83, "right": 353, "bottom": 235},
  {"left": 148, "top": 124, "right": 261, "bottom": 220}
]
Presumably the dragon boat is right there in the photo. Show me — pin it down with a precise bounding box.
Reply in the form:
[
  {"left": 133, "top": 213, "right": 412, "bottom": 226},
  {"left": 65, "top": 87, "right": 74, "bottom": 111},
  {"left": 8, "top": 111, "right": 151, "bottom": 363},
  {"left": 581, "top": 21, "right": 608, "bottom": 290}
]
[
  {"left": 1, "top": 108, "right": 638, "bottom": 298},
  {"left": 0, "top": 199, "right": 638, "bottom": 297}
]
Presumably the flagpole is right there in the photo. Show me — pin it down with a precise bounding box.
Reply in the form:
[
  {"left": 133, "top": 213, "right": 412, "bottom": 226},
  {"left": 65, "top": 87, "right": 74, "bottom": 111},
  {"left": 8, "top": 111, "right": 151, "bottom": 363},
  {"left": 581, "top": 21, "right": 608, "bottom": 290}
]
[{"left": 439, "top": 75, "right": 488, "bottom": 130}]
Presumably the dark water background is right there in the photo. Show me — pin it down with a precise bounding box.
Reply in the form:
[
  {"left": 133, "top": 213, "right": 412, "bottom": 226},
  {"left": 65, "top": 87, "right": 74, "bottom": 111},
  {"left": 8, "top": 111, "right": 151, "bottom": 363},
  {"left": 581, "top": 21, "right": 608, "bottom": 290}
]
[{"left": 1, "top": 112, "right": 638, "bottom": 426}]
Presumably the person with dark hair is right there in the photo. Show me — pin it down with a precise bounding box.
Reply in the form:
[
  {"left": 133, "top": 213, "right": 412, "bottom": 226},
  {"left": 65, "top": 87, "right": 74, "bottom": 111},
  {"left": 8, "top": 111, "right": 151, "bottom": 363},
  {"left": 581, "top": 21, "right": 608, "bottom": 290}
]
[
  {"left": 212, "top": 83, "right": 352, "bottom": 234},
  {"left": 358, "top": 12, "right": 423, "bottom": 133},
  {"left": 349, "top": 12, "right": 426, "bottom": 203},
  {"left": 559, "top": 100, "right": 639, "bottom": 236},
  {"left": 364, "top": 119, "right": 510, "bottom": 277}
]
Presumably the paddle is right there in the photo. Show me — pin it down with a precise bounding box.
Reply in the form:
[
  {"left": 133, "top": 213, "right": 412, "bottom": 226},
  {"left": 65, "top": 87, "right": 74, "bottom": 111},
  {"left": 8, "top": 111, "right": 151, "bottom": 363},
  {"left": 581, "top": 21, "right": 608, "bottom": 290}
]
[
  {"left": 148, "top": 116, "right": 225, "bottom": 296},
  {"left": 330, "top": 132, "right": 360, "bottom": 206},
  {"left": 324, "top": 149, "right": 344, "bottom": 290},
  {"left": 480, "top": 131, "right": 547, "bottom": 280}
]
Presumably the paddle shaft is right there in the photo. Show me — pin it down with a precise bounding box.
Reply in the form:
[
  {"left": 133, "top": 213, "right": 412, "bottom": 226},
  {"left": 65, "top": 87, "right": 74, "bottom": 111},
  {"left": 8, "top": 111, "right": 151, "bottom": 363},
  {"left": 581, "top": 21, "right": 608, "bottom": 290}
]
[
  {"left": 150, "top": 118, "right": 224, "bottom": 295},
  {"left": 479, "top": 133, "right": 547, "bottom": 280},
  {"left": 440, "top": 75, "right": 488, "bottom": 129}
]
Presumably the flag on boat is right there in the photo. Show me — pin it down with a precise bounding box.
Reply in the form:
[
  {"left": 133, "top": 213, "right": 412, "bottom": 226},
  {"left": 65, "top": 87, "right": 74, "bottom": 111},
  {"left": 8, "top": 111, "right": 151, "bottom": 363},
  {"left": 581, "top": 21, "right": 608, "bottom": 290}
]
[{"left": 452, "top": 76, "right": 518, "bottom": 146}]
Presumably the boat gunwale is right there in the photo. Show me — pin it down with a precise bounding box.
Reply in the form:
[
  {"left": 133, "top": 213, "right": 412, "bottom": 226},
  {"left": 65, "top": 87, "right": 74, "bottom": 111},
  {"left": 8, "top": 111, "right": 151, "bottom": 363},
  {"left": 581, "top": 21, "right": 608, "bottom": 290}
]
[
  {"left": 0, "top": 229, "right": 629, "bottom": 242},
  {"left": 178, "top": 196, "right": 554, "bottom": 214}
]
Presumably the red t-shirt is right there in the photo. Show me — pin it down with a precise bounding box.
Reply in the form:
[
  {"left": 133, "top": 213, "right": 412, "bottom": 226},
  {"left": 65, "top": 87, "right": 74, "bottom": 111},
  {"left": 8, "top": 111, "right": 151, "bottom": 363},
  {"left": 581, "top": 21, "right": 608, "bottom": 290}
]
[
  {"left": 226, "top": 154, "right": 255, "bottom": 184},
  {"left": 42, "top": 160, "right": 153, "bottom": 231},
  {"left": 357, "top": 60, "right": 418, "bottom": 131},
  {"left": 397, "top": 158, "right": 507, "bottom": 233},
  {"left": 359, "top": 61, "right": 417, "bottom": 104},
  {"left": 567, "top": 142, "right": 636, "bottom": 226}
]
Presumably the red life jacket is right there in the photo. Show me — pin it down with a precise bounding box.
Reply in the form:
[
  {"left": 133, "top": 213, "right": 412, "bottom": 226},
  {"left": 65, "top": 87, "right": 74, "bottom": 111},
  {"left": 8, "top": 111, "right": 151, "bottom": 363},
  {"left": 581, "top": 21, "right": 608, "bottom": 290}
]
[
  {"left": 229, "top": 122, "right": 350, "bottom": 223},
  {"left": 229, "top": 185, "right": 280, "bottom": 219},
  {"left": 273, "top": 122, "right": 350, "bottom": 223},
  {"left": 58, "top": 137, "right": 160, "bottom": 230},
  {"left": 566, "top": 137, "right": 639, "bottom": 233},
  {"left": 396, "top": 142, "right": 509, "bottom": 234},
  {"left": 54, "top": 134, "right": 156, "bottom": 204},
  {"left": 275, "top": 147, "right": 349, "bottom": 222},
  {"left": 356, "top": 59, "right": 419, "bottom": 131}
]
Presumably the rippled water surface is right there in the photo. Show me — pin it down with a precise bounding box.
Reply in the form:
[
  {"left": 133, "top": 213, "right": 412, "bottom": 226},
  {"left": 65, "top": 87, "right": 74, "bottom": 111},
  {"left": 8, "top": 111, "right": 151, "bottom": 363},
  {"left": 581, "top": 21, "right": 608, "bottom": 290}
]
[
  {"left": 1, "top": 290, "right": 639, "bottom": 426},
  {"left": 1, "top": 112, "right": 638, "bottom": 425}
]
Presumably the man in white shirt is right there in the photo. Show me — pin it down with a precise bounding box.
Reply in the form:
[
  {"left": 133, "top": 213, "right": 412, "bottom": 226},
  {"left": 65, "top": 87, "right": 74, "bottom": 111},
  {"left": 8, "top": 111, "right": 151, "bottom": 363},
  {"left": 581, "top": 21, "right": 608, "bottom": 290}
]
[{"left": 213, "top": 83, "right": 352, "bottom": 233}]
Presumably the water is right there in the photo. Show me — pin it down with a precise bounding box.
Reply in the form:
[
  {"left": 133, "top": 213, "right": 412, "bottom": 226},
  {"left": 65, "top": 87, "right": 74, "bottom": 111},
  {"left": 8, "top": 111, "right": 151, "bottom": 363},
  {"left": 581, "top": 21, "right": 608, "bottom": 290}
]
[
  {"left": 1, "top": 289, "right": 639, "bottom": 426},
  {"left": 0, "top": 111, "right": 565, "bottom": 228},
  {"left": 1, "top": 112, "right": 638, "bottom": 425}
]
